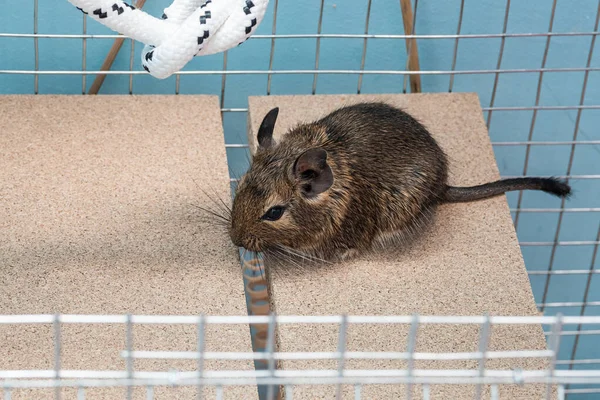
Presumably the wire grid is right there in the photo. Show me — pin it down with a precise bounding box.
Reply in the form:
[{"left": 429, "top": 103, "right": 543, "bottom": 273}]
[
  {"left": 1, "top": 0, "right": 600, "bottom": 398},
  {"left": 1, "top": 313, "right": 600, "bottom": 399}
]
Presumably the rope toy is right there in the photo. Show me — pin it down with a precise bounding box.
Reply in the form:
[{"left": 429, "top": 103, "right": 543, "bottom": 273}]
[{"left": 68, "top": 0, "right": 269, "bottom": 79}]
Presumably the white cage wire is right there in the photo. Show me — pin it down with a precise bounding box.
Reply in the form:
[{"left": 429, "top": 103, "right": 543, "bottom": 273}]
[
  {"left": 1, "top": 313, "right": 600, "bottom": 399},
  {"left": 1, "top": 0, "right": 600, "bottom": 399}
]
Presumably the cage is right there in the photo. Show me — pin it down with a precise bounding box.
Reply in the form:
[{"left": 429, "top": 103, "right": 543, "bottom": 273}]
[{"left": 0, "top": 0, "right": 599, "bottom": 399}]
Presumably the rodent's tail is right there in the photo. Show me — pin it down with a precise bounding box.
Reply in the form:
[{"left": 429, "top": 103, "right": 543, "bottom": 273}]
[{"left": 442, "top": 177, "right": 571, "bottom": 203}]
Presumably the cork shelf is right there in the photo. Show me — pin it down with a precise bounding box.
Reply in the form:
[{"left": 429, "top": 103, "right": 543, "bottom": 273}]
[{"left": 0, "top": 95, "right": 256, "bottom": 400}]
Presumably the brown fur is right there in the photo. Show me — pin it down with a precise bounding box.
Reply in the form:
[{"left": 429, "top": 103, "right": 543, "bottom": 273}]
[{"left": 229, "top": 102, "right": 571, "bottom": 263}]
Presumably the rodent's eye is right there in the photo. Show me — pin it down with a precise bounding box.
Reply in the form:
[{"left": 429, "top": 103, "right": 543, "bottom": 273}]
[{"left": 261, "top": 205, "right": 285, "bottom": 221}]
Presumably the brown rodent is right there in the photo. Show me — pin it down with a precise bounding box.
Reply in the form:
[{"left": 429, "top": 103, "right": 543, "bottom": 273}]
[{"left": 229, "top": 102, "right": 571, "bottom": 263}]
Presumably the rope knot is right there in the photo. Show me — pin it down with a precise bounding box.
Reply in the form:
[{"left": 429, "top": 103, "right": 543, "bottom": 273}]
[{"left": 68, "top": 0, "right": 269, "bottom": 79}]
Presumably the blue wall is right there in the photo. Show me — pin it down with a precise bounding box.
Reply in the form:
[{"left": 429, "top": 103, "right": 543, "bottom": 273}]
[{"left": 1, "top": 1, "right": 599, "bottom": 397}]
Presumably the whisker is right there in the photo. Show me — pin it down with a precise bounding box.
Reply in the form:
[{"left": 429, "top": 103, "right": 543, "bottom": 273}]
[
  {"left": 217, "top": 196, "right": 232, "bottom": 214},
  {"left": 193, "top": 206, "right": 228, "bottom": 221},
  {"left": 191, "top": 203, "right": 229, "bottom": 223},
  {"left": 277, "top": 244, "right": 332, "bottom": 266},
  {"left": 203, "top": 188, "right": 232, "bottom": 217},
  {"left": 266, "top": 247, "right": 310, "bottom": 276},
  {"left": 270, "top": 248, "right": 299, "bottom": 268},
  {"left": 185, "top": 170, "right": 233, "bottom": 218}
]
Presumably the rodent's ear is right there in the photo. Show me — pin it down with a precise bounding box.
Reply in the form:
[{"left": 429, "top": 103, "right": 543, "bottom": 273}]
[
  {"left": 293, "top": 148, "right": 334, "bottom": 198},
  {"left": 257, "top": 107, "right": 279, "bottom": 149}
]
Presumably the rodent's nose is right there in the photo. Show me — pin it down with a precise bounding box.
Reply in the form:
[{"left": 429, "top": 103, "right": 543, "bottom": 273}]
[
  {"left": 231, "top": 234, "right": 261, "bottom": 252},
  {"left": 229, "top": 231, "right": 244, "bottom": 248},
  {"left": 230, "top": 229, "right": 252, "bottom": 250},
  {"left": 229, "top": 223, "right": 261, "bottom": 251}
]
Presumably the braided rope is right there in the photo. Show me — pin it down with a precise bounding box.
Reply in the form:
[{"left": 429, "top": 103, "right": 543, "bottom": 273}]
[{"left": 68, "top": 0, "right": 269, "bottom": 79}]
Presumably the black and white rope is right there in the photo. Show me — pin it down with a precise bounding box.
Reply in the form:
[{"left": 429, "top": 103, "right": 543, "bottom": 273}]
[{"left": 68, "top": 0, "right": 269, "bottom": 79}]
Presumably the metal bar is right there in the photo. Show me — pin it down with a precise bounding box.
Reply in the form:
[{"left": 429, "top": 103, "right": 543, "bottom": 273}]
[
  {"left": 565, "top": 388, "right": 600, "bottom": 394},
  {"left": 567, "top": 223, "right": 600, "bottom": 379},
  {"left": 356, "top": 0, "right": 372, "bottom": 94},
  {"left": 220, "top": 51, "right": 228, "bottom": 116},
  {"left": 474, "top": 315, "right": 491, "bottom": 400},
  {"left": 125, "top": 314, "right": 133, "bottom": 400},
  {"left": 512, "top": 208, "right": 600, "bottom": 212},
  {"left": 3, "top": 388, "right": 10, "bottom": 400},
  {"left": 491, "top": 385, "right": 499, "bottom": 400},
  {"left": 266, "top": 313, "right": 277, "bottom": 400},
  {"left": 197, "top": 315, "right": 206, "bottom": 400},
  {"left": 483, "top": 104, "right": 600, "bottom": 111},
  {"left": 128, "top": 37, "right": 135, "bottom": 94},
  {"left": 312, "top": 0, "right": 325, "bottom": 95},
  {"left": 546, "top": 314, "right": 563, "bottom": 400},
  {"left": 228, "top": 141, "right": 599, "bottom": 148},
  {"left": 121, "top": 348, "right": 555, "bottom": 361},
  {"left": 529, "top": 269, "right": 600, "bottom": 275},
  {"left": 335, "top": 315, "right": 349, "bottom": 400},
  {"left": 401, "top": 0, "right": 420, "bottom": 93},
  {"left": 5, "top": 371, "right": 600, "bottom": 387},
  {"left": 146, "top": 386, "right": 154, "bottom": 400},
  {"left": 230, "top": 175, "right": 600, "bottom": 183},
  {"left": 4, "top": 67, "right": 600, "bottom": 76},
  {"left": 266, "top": 0, "right": 279, "bottom": 95},
  {"left": 4, "top": 32, "right": 600, "bottom": 40},
  {"left": 406, "top": 314, "right": 419, "bottom": 400},
  {"left": 216, "top": 385, "right": 223, "bottom": 400},
  {"left": 82, "top": 13, "right": 87, "bottom": 94},
  {"left": 221, "top": 108, "right": 249, "bottom": 113},
  {"left": 11, "top": 368, "right": 600, "bottom": 387},
  {"left": 538, "top": 301, "right": 600, "bottom": 308},
  {"left": 33, "top": 0, "right": 39, "bottom": 94},
  {"left": 494, "top": 140, "right": 600, "bottom": 146},
  {"left": 285, "top": 385, "right": 293, "bottom": 400},
  {"left": 545, "top": 329, "right": 600, "bottom": 336},
  {"left": 557, "top": 385, "right": 565, "bottom": 400},
  {"left": 422, "top": 385, "right": 430, "bottom": 400},
  {"left": 354, "top": 384, "right": 361, "bottom": 400},
  {"left": 244, "top": 139, "right": 600, "bottom": 147},
  {"left": 448, "top": 0, "right": 465, "bottom": 92},
  {"left": 557, "top": 358, "right": 600, "bottom": 366},
  {"left": 521, "top": 241, "right": 600, "bottom": 246},
  {"left": 77, "top": 386, "right": 85, "bottom": 400},
  {"left": 11, "top": 368, "right": 600, "bottom": 384},
  {"left": 54, "top": 314, "right": 61, "bottom": 400},
  {"left": 540, "top": 1, "right": 600, "bottom": 313},
  {"left": 513, "top": 0, "right": 558, "bottom": 232},
  {"left": 4, "top": 314, "right": 600, "bottom": 325},
  {"left": 487, "top": 0, "right": 511, "bottom": 129},
  {"left": 502, "top": 175, "right": 600, "bottom": 179}
]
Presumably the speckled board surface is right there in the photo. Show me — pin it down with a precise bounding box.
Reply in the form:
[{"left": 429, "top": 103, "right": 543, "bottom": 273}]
[
  {"left": 0, "top": 95, "right": 256, "bottom": 399},
  {"left": 247, "top": 93, "right": 550, "bottom": 399}
]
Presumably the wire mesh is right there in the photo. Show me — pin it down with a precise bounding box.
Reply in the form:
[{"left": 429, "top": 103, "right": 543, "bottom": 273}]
[
  {"left": 0, "top": 313, "right": 600, "bottom": 399},
  {"left": 0, "top": 0, "right": 599, "bottom": 398}
]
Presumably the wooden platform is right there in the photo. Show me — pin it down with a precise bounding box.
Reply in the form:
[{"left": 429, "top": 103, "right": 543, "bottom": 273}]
[
  {"left": 0, "top": 95, "right": 256, "bottom": 399},
  {"left": 247, "top": 93, "right": 550, "bottom": 399},
  {"left": 0, "top": 93, "right": 552, "bottom": 399}
]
